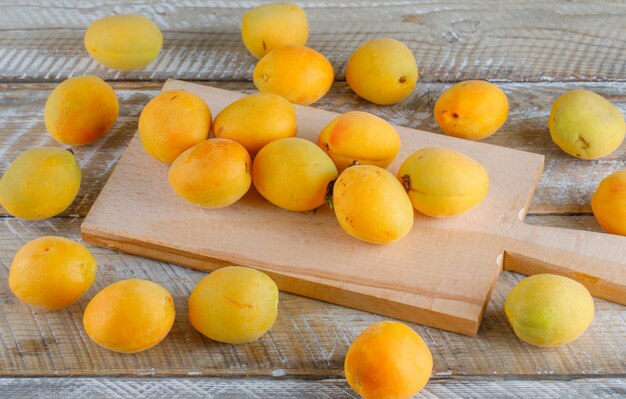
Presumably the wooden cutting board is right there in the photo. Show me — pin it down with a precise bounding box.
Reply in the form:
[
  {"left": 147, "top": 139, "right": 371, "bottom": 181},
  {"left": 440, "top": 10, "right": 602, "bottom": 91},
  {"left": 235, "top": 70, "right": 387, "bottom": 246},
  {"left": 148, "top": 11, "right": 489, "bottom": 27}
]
[{"left": 82, "top": 79, "right": 626, "bottom": 336}]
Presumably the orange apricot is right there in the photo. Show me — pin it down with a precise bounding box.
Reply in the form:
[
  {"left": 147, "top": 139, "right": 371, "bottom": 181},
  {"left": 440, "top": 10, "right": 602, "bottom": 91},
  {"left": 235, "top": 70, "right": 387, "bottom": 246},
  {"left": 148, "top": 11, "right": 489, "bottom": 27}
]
[{"left": 591, "top": 169, "right": 626, "bottom": 236}]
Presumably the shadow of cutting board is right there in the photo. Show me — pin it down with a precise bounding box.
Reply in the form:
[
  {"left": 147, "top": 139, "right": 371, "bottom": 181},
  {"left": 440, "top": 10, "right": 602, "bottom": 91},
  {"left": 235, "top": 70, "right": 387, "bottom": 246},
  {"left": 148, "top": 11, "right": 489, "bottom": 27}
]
[{"left": 82, "top": 79, "right": 626, "bottom": 336}]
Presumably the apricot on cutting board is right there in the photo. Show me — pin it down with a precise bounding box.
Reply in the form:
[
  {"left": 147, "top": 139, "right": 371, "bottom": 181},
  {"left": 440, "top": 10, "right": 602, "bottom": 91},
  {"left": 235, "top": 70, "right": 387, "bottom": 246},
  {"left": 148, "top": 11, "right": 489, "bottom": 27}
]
[
  {"left": 213, "top": 92, "right": 297, "bottom": 157},
  {"left": 332, "top": 165, "right": 414, "bottom": 244},
  {"left": 345, "top": 321, "right": 433, "bottom": 399},
  {"left": 169, "top": 139, "right": 251, "bottom": 209},
  {"left": 505, "top": 274, "right": 594, "bottom": 347},
  {"left": 84, "top": 14, "right": 162, "bottom": 71},
  {"left": 83, "top": 279, "right": 175, "bottom": 353},
  {"left": 434, "top": 80, "right": 509, "bottom": 140},
  {"left": 549, "top": 89, "right": 625, "bottom": 159},
  {"left": 346, "top": 38, "right": 418, "bottom": 105},
  {"left": 0, "top": 147, "right": 81, "bottom": 220},
  {"left": 241, "top": 2, "right": 308, "bottom": 59},
  {"left": 44, "top": 75, "right": 118, "bottom": 146},
  {"left": 317, "top": 111, "right": 401, "bottom": 171},
  {"left": 139, "top": 89, "right": 212, "bottom": 163},
  {"left": 9, "top": 237, "right": 97, "bottom": 310},
  {"left": 252, "top": 137, "right": 338, "bottom": 211},
  {"left": 253, "top": 45, "right": 334, "bottom": 105},
  {"left": 188, "top": 266, "right": 279, "bottom": 344},
  {"left": 591, "top": 169, "right": 626, "bottom": 235},
  {"left": 397, "top": 147, "right": 489, "bottom": 217}
]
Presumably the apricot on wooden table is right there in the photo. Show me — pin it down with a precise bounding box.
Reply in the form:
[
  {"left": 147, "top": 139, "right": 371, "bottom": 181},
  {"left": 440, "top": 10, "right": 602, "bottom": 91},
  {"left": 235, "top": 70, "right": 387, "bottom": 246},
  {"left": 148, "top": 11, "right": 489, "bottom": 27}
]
[
  {"left": 169, "top": 138, "right": 251, "bottom": 209},
  {"left": 84, "top": 14, "right": 162, "bottom": 71},
  {"left": 591, "top": 169, "right": 626, "bottom": 236},
  {"left": 188, "top": 266, "right": 278, "bottom": 344},
  {"left": 549, "top": 89, "right": 625, "bottom": 159},
  {"left": 397, "top": 147, "right": 489, "bottom": 217},
  {"left": 434, "top": 80, "right": 508, "bottom": 140},
  {"left": 252, "top": 137, "right": 338, "bottom": 211},
  {"left": 9, "top": 237, "right": 97, "bottom": 310},
  {"left": 213, "top": 92, "right": 297, "bottom": 157},
  {"left": 317, "top": 111, "right": 401, "bottom": 171},
  {"left": 44, "top": 75, "right": 118, "bottom": 146},
  {"left": 241, "top": 2, "right": 308, "bottom": 59},
  {"left": 253, "top": 45, "right": 334, "bottom": 105},
  {"left": 332, "top": 165, "right": 413, "bottom": 244},
  {"left": 139, "top": 89, "right": 212, "bottom": 163},
  {"left": 83, "top": 279, "right": 175, "bottom": 353},
  {"left": 346, "top": 38, "right": 418, "bottom": 105},
  {"left": 345, "top": 321, "right": 433, "bottom": 399}
]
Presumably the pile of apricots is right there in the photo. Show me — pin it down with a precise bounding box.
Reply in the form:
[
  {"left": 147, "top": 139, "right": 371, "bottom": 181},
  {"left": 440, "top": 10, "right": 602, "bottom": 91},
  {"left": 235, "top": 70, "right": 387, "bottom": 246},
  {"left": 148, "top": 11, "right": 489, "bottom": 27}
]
[{"left": 2, "top": 3, "right": 624, "bottom": 399}]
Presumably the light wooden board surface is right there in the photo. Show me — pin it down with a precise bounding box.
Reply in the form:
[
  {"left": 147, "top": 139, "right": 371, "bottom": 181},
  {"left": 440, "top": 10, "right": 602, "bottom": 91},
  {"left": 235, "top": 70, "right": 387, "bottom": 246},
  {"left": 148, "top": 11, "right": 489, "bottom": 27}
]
[{"left": 0, "top": 0, "right": 624, "bottom": 397}]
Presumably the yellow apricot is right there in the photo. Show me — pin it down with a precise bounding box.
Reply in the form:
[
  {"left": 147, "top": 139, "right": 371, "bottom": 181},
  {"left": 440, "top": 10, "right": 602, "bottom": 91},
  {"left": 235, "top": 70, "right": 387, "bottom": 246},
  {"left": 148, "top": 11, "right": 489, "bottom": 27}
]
[
  {"left": 83, "top": 279, "right": 175, "bottom": 353},
  {"left": 241, "top": 3, "right": 308, "bottom": 59},
  {"left": 549, "top": 89, "right": 625, "bottom": 159},
  {"left": 44, "top": 76, "right": 118, "bottom": 145},
  {"left": 591, "top": 169, "right": 626, "bottom": 236},
  {"left": 84, "top": 14, "right": 162, "bottom": 71},
  {"left": 0, "top": 147, "right": 81, "bottom": 220},
  {"left": 505, "top": 274, "right": 594, "bottom": 347},
  {"left": 139, "top": 90, "right": 212, "bottom": 163},
  {"left": 345, "top": 321, "right": 433, "bottom": 399},
  {"left": 9, "top": 237, "right": 97, "bottom": 310},
  {"left": 213, "top": 92, "right": 297, "bottom": 157},
  {"left": 434, "top": 80, "right": 509, "bottom": 140},
  {"left": 397, "top": 147, "right": 489, "bottom": 217},
  {"left": 333, "top": 165, "right": 414, "bottom": 244},
  {"left": 253, "top": 45, "right": 334, "bottom": 105},
  {"left": 252, "top": 137, "right": 338, "bottom": 211},
  {"left": 169, "top": 139, "right": 251, "bottom": 209},
  {"left": 346, "top": 38, "right": 418, "bottom": 105},
  {"left": 188, "top": 266, "right": 279, "bottom": 344},
  {"left": 318, "top": 111, "right": 401, "bottom": 171}
]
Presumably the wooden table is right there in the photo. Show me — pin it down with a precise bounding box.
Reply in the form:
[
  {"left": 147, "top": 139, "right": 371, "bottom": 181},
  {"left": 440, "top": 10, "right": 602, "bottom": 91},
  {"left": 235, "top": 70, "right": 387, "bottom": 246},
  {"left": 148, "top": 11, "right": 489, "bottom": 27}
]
[{"left": 0, "top": 1, "right": 624, "bottom": 397}]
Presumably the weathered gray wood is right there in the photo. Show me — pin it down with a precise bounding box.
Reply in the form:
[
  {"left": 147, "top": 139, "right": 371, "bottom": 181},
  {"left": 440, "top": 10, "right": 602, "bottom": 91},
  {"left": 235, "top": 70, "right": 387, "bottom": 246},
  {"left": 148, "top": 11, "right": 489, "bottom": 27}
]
[
  {"left": 0, "top": 1, "right": 625, "bottom": 82},
  {"left": 0, "top": 217, "right": 624, "bottom": 377},
  {"left": 1, "top": 81, "right": 624, "bottom": 216},
  {"left": 1, "top": 376, "right": 625, "bottom": 398}
]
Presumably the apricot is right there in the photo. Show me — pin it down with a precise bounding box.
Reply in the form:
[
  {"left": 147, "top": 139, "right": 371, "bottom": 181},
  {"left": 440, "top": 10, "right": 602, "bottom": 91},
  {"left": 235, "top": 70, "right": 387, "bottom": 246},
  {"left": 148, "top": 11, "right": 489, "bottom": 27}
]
[
  {"left": 591, "top": 169, "right": 626, "bottom": 235},
  {"left": 505, "top": 274, "right": 594, "bottom": 347},
  {"left": 549, "top": 89, "right": 625, "bottom": 159},
  {"left": 188, "top": 266, "right": 279, "bottom": 344},
  {"left": 345, "top": 321, "right": 433, "bottom": 399},
  {"left": 9, "top": 237, "right": 97, "bottom": 310},
  {"left": 397, "top": 147, "right": 489, "bottom": 217},
  {"left": 252, "top": 137, "right": 338, "bottom": 211},
  {"left": 84, "top": 14, "right": 162, "bottom": 71},
  {"left": 83, "top": 279, "right": 175, "bottom": 353},
  {"left": 169, "top": 139, "right": 251, "bottom": 209},
  {"left": 44, "top": 75, "right": 118, "bottom": 145},
  {"left": 213, "top": 92, "right": 297, "bottom": 157},
  {"left": 332, "top": 165, "right": 413, "bottom": 244},
  {"left": 0, "top": 147, "right": 81, "bottom": 220},
  {"left": 253, "top": 45, "right": 334, "bottom": 105},
  {"left": 139, "top": 90, "right": 212, "bottom": 163},
  {"left": 317, "top": 111, "right": 401, "bottom": 171},
  {"left": 434, "top": 80, "right": 509, "bottom": 140},
  {"left": 241, "top": 3, "right": 308, "bottom": 59},
  {"left": 346, "top": 38, "right": 418, "bottom": 105}
]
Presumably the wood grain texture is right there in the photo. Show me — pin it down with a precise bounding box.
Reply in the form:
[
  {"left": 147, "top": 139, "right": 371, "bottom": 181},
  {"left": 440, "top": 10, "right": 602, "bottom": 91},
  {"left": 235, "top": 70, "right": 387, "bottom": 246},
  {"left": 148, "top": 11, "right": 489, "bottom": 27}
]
[
  {"left": 1, "top": 217, "right": 625, "bottom": 377},
  {"left": 1, "top": 81, "right": 624, "bottom": 217},
  {"left": 0, "top": 1, "right": 625, "bottom": 82},
  {"left": 1, "top": 376, "right": 625, "bottom": 398}
]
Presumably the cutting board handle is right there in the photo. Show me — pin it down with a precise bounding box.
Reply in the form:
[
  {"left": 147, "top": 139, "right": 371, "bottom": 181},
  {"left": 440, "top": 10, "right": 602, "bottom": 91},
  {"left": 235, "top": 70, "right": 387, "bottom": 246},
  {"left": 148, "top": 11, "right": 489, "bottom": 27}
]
[{"left": 504, "top": 223, "right": 626, "bottom": 304}]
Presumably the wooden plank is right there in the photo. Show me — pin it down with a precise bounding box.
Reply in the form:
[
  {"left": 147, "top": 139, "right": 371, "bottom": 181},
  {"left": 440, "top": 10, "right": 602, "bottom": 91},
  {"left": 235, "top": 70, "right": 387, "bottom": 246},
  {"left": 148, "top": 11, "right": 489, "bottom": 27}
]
[
  {"left": 1, "top": 217, "right": 624, "bottom": 377},
  {"left": 0, "top": 1, "right": 625, "bottom": 82},
  {"left": 1, "top": 376, "right": 625, "bottom": 398},
  {"left": 1, "top": 81, "right": 625, "bottom": 217}
]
